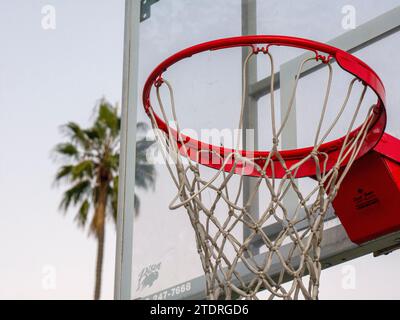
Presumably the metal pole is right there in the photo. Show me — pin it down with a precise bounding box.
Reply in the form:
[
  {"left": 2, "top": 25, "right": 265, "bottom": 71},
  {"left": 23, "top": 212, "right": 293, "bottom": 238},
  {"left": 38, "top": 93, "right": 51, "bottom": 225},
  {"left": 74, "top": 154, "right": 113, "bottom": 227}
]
[
  {"left": 279, "top": 63, "right": 299, "bottom": 214},
  {"left": 114, "top": 0, "right": 140, "bottom": 300},
  {"left": 241, "top": 0, "right": 259, "bottom": 256}
]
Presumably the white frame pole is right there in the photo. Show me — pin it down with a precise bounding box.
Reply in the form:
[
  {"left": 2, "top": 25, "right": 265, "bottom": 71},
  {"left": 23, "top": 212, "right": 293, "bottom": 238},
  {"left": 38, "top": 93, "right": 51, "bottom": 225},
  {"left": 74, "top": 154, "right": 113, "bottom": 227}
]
[
  {"left": 114, "top": 0, "right": 140, "bottom": 300},
  {"left": 241, "top": 0, "right": 260, "bottom": 256}
]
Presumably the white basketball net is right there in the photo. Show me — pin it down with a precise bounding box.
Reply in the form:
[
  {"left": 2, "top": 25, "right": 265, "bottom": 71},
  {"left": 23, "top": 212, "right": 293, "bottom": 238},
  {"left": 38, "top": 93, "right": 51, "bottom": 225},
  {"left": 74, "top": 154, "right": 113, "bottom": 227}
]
[{"left": 147, "top": 49, "right": 377, "bottom": 300}]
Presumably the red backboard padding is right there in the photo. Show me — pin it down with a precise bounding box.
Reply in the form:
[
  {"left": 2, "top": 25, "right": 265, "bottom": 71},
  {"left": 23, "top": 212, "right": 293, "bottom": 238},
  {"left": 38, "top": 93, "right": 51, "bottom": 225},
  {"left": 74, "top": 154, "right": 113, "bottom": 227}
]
[{"left": 332, "top": 133, "right": 400, "bottom": 244}]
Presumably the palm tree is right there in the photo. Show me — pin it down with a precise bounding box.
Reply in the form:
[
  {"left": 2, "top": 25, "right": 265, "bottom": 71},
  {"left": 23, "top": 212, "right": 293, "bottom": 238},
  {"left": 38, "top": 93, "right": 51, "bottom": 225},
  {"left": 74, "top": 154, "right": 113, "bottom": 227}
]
[{"left": 53, "top": 99, "right": 156, "bottom": 300}]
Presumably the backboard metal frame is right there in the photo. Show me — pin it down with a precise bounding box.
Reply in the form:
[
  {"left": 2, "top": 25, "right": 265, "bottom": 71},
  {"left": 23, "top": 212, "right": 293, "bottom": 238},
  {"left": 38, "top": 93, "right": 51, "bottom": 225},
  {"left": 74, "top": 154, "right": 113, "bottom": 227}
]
[{"left": 114, "top": 0, "right": 141, "bottom": 300}]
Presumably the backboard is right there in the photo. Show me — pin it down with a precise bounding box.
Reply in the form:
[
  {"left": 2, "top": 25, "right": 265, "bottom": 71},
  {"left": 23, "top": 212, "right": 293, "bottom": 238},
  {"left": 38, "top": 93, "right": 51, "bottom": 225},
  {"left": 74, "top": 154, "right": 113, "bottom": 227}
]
[{"left": 115, "top": 0, "right": 400, "bottom": 300}]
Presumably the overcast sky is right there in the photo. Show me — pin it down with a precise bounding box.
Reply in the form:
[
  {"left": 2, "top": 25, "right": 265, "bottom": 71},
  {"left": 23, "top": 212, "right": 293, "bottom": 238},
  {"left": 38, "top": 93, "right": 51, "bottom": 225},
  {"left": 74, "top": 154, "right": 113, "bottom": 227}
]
[{"left": 1, "top": 0, "right": 400, "bottom": 300}]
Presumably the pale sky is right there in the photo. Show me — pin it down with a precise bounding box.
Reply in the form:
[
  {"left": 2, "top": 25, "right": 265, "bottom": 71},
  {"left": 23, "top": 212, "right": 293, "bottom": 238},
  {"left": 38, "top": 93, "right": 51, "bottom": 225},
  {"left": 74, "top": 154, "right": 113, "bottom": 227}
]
[
  {"left": 1, "top": 0, "right": 400, "bottom": 300},
  {"left": 0, "top": 0, "right": 125, "bottom": 299}
]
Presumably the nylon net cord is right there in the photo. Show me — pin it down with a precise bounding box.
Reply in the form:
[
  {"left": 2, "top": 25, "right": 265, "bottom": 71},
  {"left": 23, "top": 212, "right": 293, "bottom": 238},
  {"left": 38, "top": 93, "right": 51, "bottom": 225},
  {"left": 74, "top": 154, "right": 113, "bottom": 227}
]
[{"left": 147, "top": 49, "right": 376, "bottom": 300}]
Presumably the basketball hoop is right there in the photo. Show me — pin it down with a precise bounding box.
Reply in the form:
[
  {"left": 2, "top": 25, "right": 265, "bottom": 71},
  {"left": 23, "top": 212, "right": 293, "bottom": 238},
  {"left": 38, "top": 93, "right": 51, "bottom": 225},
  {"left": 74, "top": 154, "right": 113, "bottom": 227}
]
[{"left": 142, "top": 36, "right": 386, "bottom": 299}]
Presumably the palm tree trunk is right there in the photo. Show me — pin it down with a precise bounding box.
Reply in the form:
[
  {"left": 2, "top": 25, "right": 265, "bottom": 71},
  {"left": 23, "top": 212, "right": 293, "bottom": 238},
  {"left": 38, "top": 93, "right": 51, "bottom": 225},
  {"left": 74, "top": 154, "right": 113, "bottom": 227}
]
[
  {"left": 93, "top": 184, "right": 107, "bottom": 300},
  {"left": 94, "top": 225, "right": 105, "bottom": 300}
]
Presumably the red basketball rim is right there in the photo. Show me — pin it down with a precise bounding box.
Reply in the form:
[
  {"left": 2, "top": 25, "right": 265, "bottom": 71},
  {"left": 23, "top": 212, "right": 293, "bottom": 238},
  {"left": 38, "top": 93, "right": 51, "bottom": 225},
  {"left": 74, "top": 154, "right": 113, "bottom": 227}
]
[{"left": 142, "top": 35, "right": 387, "bottom": 178}]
